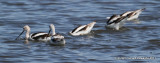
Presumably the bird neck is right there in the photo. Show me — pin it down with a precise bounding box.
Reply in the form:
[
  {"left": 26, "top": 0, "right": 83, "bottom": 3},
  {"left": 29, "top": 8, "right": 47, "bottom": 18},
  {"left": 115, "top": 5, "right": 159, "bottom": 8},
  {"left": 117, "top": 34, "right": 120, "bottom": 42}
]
[
  {"left": 51, "top": 27, "right": 56, "bottom": 35},
  {"left": 25, "top": 30, "right": 30, "bottom": 40}
]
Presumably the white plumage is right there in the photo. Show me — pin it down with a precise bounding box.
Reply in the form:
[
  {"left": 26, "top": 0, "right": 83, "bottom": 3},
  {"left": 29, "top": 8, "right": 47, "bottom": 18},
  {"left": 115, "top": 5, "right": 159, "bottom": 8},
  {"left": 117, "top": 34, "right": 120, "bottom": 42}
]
[
  {"left": 48, "top": 24, "right": 65, "bottom": 45},
  {"left": 16, "top": 25, "right": 51, "bottom": 42},
  {"left": 106, "top": 15, "right": 128, "bottom": 30},
  {"left": 106, "top": 8, "right": 145, "bottom": 30},
  {"left": 121, "top": 8, "right": 145, "bottom": 20},
  {"left": 69, "top": 21, "right": 96, "bottom": 36},
  {"left": 106, "top": 8, "right": 145, "bottom": 21}
]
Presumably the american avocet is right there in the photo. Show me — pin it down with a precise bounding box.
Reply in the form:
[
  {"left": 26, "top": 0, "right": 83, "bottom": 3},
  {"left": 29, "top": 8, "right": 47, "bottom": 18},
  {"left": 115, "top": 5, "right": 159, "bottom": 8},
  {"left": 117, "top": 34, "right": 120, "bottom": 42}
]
[
  {"left": 15, "top": 25, "right": 51, "bottom": 41},
  {"left": 106, "top": 15, "right": 128, "bottom": 30},
  {"left": 69, "top": 21, "right": 96, "bottom": 36},
  {"left": 120, "top": 8, "right": 145, "bottom": 20},
  {"left": 48, "top": 24, "right": 65, "bottom": 45},
  {"left": 106, "top": 8, "right": 145, "bottom": 21}
]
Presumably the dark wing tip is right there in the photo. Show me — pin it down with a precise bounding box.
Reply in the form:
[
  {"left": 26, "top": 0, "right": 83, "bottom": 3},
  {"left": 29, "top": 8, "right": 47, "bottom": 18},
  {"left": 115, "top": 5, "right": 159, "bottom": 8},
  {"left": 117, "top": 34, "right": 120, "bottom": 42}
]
[
  {"left": 142, "top": 8, "right": 146, "bottom": 10},
  {"left": 115, "top": 16, "right": 127, "bottom": 23},
  {"left": 143, "top": 8, "right": 146, "bottom": 10},
  {"left": 107, "top": 14, "right": 118, "bottom": 25},
  {"left": 71, "top": 26, "right": 81, "bottom": 33}
]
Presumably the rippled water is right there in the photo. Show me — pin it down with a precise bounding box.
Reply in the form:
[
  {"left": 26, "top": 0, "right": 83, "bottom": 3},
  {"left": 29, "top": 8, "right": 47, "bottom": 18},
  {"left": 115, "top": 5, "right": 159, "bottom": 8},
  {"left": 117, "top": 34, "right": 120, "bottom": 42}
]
[{"left": 0, "top": 0, "right": 160, "bottom": 63}]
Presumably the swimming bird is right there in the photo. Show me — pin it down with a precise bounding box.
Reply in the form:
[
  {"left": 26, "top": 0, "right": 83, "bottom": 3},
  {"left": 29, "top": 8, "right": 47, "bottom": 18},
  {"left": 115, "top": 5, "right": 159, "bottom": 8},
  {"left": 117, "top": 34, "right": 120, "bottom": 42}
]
[
  {"left": 120, "top": 8, "right": 145, "bottom": 20},
  {"left": 15, "top": 25, "right": 51, "bottom": 42},
  {"left": 48, "top": 24, "right": 65, "bottom": 45},
  {"left": 106, "top": 14, "right": 128, "bottom": 30},
  {"left": 69, "top": 21, "right": 96, "bottom": 36},
  {"left": 106, "top": 8, "right": 145, "bottom": 21}
]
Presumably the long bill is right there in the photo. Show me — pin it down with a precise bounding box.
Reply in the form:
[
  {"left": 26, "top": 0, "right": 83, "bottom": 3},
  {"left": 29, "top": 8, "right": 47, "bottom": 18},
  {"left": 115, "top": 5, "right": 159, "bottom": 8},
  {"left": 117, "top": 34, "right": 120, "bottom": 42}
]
[{"left": 15, "top": 30, "right": 24, "bottom": 40}]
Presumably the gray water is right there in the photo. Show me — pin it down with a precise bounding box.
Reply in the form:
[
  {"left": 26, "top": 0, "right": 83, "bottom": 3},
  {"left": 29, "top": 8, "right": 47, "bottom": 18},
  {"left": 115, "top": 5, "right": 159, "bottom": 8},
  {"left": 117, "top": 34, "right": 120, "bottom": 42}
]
[{"left": 0, "top": 0, "right": 160, "bottom": 63}]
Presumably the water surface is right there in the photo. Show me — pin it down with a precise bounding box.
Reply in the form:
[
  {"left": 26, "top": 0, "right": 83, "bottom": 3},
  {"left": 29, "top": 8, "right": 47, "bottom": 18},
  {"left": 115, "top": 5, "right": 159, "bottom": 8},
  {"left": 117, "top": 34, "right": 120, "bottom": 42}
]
[{"left": 0, "top": 0, "right": 160, "bottom": 63}]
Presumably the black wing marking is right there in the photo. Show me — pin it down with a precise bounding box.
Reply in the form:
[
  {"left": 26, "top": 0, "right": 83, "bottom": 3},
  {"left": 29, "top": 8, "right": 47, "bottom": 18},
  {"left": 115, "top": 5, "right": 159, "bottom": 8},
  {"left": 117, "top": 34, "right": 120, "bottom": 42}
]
[
  {"left": 108, "top": 16, "right": 127, "bottom": 24},
  {"left": 107, "top": 15, "right": 117, "bottom": 24},
  {"left": 71, "top": 25, "right": 86, "bottom": 33},
  {"left": 114, "top": 16, "right": 127, "bottom": 24},
  {"left": 78, "top": 25, "right": 88, "bottom": 32},
  {"left": 31, "top": 32, "right": 44, "bottom": 38},
  {"left": 127, "top": 12, "right": 136, "bottom": 18},
  {"left": 107, "top": 14, "right": 119, "bottom": 25},
  {"left": 71, "top": 26, "right": 81, "bottom": 33},
  {"left": 32, "top": 34, "right": 51, "bottom": 40}
]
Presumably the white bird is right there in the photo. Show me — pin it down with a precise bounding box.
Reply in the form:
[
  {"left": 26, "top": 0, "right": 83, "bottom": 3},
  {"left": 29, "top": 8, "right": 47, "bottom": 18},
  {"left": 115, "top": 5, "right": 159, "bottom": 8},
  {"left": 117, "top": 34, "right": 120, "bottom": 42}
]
[
  {"left": 121, "top": 8, "right": 145, "bottom": 20},
  {"left": 48, "top": 24, "right": 65, "bottom": 45},
  {"left": 106, "top": 15, "right": 128, "bottom": 30},
  {"left": 106, "top": 8, "right": 145, "bottom": 21},
  {"left": 16, "top": 25, "right": 51, "bottom": 42},
  {"left": 69, "top": 21, "right": 96, "bottom": 36}
]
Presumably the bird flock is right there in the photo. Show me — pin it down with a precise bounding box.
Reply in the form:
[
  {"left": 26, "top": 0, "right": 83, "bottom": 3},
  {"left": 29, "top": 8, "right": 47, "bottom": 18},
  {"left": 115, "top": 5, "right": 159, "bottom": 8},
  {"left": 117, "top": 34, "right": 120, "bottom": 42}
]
[{"left": 15, "top": 8, "right": 145, "bottom": 46}]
